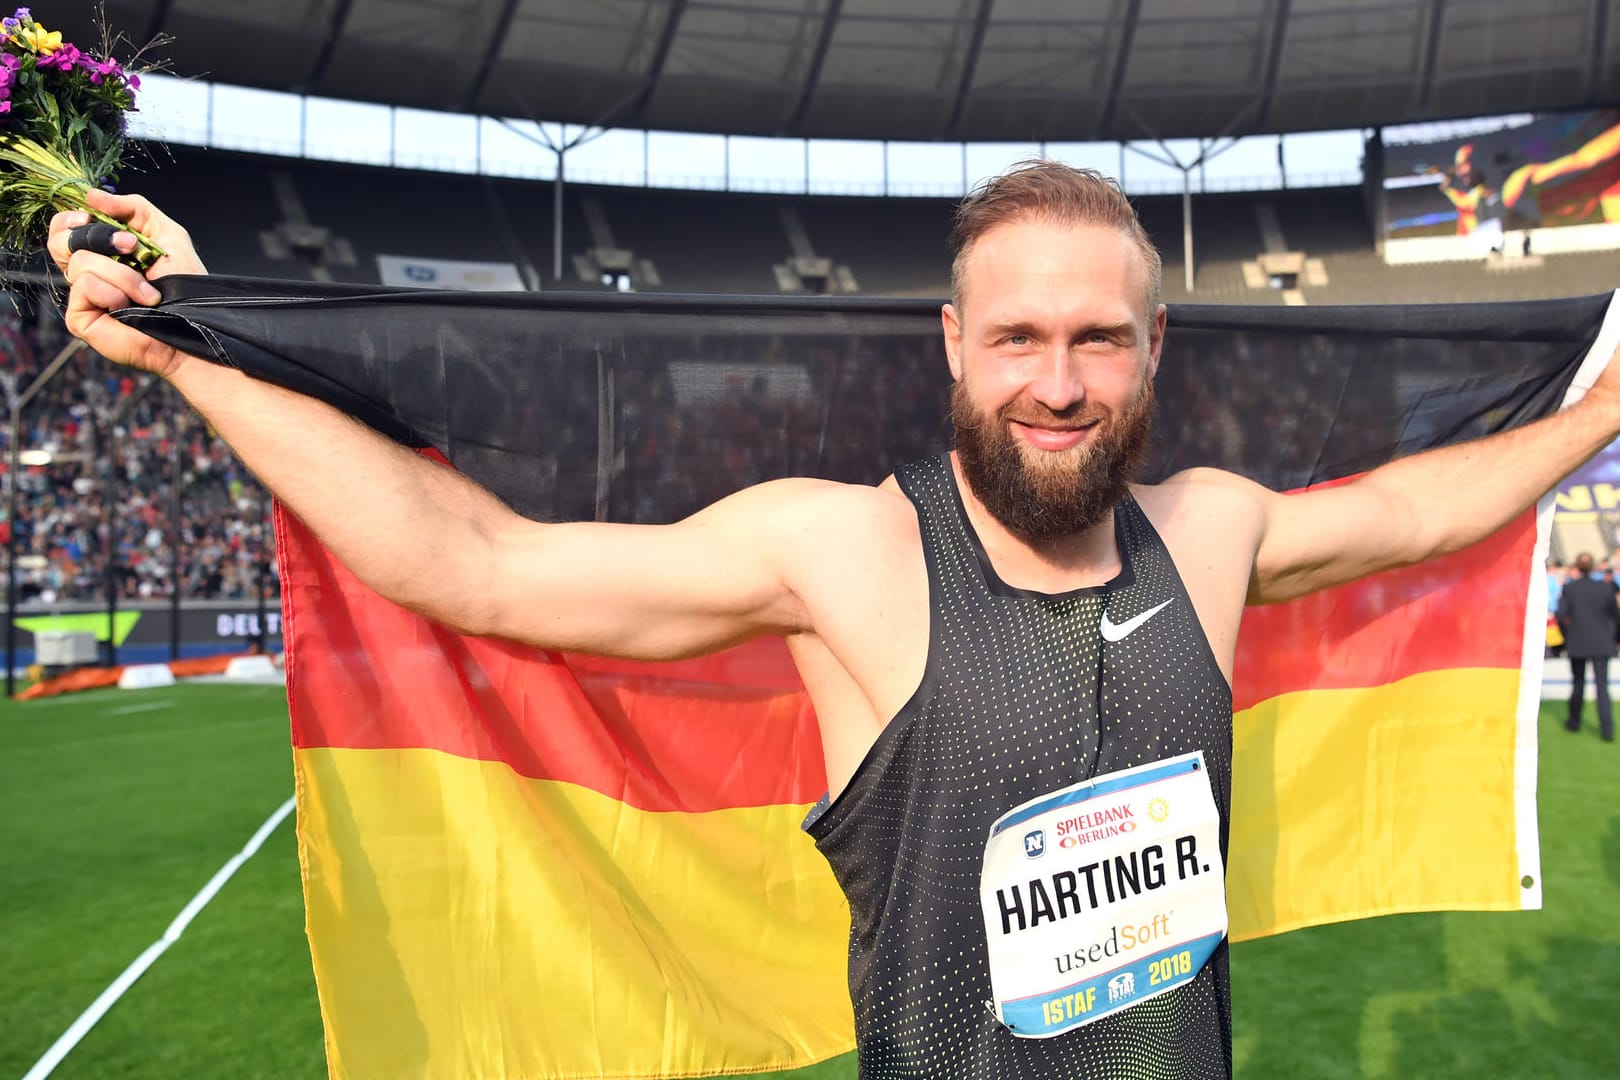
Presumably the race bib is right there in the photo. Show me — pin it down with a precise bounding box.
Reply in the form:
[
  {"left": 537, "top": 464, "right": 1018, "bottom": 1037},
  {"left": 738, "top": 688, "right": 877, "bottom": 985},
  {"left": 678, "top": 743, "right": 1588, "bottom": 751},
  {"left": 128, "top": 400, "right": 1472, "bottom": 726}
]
[{"left": 979, "top": 752, "right": 1226, "bottom": 1037}]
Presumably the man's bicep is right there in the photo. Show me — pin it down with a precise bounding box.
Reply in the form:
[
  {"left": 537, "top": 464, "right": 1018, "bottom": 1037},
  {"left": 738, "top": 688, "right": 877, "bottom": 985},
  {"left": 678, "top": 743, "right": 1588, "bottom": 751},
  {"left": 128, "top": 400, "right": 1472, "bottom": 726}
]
[
  {"left": 478, "top": 484, "right": 813, "bottom": 659},
  {"left": 1250, "top": 479, "right": 1417, "bottom": 604}
]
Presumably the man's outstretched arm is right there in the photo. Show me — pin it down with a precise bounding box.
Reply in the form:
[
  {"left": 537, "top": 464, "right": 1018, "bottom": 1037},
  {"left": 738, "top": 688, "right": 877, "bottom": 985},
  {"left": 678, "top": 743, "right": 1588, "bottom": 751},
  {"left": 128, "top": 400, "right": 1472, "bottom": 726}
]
[
  {"left": 1198, "top": 337, "right": 1620, "bottom": 605},
  {"left": 50, "top": 191, "right": 818, "bottom": 657}
]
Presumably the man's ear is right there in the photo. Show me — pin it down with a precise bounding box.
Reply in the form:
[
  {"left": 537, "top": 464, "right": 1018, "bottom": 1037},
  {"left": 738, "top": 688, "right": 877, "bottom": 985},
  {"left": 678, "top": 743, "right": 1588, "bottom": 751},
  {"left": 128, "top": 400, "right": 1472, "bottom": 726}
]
[
  {"left": 1146, "top": 303, "right": 1167, "bottom": 380},
  {"left": 942, "top": 303, "right": 964, "bottom": 382}
]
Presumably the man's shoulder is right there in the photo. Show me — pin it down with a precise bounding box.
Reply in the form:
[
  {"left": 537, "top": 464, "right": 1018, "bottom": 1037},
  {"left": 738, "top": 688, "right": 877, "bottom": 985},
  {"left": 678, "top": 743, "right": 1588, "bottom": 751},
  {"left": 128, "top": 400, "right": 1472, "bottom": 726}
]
[
  {"left": 1132, "top": 467, "right": 1268, "bottom": 518},
  {"left": 749, "top": 474, "right": 912, "bottom": 510},
  {"left": 735, "top": 478, "right": 924, "bottom": 631},
  {"left": 728, "top": 475, "right": 916, "bottom": 547},
  {"left": 1130, "top": 469, "right": 1270, "bottom": 568}
]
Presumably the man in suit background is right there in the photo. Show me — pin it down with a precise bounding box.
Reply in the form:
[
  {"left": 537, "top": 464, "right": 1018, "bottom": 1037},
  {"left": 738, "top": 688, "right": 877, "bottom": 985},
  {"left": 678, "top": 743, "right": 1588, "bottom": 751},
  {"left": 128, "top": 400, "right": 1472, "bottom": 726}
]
[{"left": 1557, "top": 551, "right": 1618, "bottom": 741}]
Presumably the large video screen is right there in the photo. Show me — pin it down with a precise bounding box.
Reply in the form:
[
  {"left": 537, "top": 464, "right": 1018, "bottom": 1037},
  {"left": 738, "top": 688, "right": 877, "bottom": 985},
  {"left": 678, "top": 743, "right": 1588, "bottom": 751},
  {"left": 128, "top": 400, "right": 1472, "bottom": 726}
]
[{"left": 1383, "top": 108, "right": 1620, "bottom": 241}]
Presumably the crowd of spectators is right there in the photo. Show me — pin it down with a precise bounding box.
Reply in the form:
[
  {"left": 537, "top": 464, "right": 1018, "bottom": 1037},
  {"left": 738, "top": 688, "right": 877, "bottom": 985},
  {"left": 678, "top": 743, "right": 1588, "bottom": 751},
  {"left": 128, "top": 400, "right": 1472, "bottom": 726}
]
[{"left": 0, "top": 297, "right": 278, "bottom": 607}]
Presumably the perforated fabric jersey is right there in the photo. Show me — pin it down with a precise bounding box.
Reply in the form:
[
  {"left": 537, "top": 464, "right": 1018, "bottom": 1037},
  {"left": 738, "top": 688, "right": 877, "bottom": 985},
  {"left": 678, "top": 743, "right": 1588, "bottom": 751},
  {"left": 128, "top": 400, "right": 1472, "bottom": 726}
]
[{"left": 806, "top": 453, "right": 1235, "bottom": 1079}]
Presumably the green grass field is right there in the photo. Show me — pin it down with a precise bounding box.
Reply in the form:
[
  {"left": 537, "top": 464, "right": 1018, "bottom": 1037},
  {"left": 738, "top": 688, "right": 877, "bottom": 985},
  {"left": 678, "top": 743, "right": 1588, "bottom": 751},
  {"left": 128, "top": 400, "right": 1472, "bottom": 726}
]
[{"left": 3, "top": 684, "right": 1617, "bottom": 1079}]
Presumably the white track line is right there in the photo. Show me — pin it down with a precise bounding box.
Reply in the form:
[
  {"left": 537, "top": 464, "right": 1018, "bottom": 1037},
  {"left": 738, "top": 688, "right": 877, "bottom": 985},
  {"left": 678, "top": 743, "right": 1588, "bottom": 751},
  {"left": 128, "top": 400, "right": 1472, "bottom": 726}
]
[
  {"left": 16, "top": 693, "right": 121, "bottom": 708},
  {"left": 22, "top": 795, "right": 297, "bottom": 1080},
  {"left": 102, "top": 701, "right": 173, "bottom": 716}
]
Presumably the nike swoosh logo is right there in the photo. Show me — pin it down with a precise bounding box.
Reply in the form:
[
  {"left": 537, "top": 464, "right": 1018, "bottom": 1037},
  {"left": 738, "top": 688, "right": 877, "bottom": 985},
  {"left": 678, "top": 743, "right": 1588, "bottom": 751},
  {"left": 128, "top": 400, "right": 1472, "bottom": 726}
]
[{"left": 1099, "top": 599, "right": 1174, "bottom": 643}]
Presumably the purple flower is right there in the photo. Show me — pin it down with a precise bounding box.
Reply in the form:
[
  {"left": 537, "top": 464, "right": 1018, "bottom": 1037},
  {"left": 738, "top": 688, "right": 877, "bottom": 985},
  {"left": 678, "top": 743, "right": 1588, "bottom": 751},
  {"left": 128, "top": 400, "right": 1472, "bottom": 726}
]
[
  {"left": 128, "top": 72, "right": 139, "bottom": 90},
  {"left": 37, "top": 42, "right": 80, "bottom": 72},
  {"left": 0, "top": 100, "right": 11, "bottom": 116},
  {"left": 14, "top": 7, "right": 30, "bottom": 19},
  {"left": 84, "top": 57, "right": 125, "bottom": 86}
]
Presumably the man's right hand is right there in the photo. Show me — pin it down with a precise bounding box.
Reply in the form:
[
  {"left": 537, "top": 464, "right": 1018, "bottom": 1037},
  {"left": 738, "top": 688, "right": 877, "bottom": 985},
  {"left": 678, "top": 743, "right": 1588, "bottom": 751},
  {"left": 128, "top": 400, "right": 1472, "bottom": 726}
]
[{"left": 47, "top": 189, "right": 208, "bottom": 380}]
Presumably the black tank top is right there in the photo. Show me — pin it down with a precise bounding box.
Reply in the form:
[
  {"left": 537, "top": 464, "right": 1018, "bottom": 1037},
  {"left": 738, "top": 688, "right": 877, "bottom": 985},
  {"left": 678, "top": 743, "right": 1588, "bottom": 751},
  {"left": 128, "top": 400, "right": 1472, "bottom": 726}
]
[{"left": 806, "top": 453, "right": 1235, "bottom": 1079}]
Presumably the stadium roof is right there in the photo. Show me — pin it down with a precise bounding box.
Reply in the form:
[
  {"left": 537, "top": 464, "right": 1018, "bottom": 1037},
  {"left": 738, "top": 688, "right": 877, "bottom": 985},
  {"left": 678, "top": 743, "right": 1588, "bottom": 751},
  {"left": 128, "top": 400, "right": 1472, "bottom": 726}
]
[{"left": 76, "top": 0, "right": 1620, "bottom": 143}]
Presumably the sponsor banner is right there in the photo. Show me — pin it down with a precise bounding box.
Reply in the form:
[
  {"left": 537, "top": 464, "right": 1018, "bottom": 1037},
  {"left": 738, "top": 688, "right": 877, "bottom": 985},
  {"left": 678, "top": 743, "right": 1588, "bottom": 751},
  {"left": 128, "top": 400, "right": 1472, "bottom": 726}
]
[
  {"left": 376, "top": 255, "right": 526, "bottom": 291},
  {"left": 980, "top": 752, "right": 1227, "bottom": 1037},
  {"left": 5, "top": 602, "right": 282, "bottom": 656}
]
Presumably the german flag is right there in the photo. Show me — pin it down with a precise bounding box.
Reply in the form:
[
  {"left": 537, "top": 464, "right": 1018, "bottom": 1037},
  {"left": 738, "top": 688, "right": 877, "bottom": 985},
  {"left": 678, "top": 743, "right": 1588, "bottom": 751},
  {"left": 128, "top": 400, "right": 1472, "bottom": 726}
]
[
  {"left": 1228, "top": 500, "right": 1541, "bottom": 938},
  {"left": 280, "top": 507, "right": 853, "bottom": 1077},
  {"left": 123, "top": 279, "right": 1618, "bottom": 1078}
]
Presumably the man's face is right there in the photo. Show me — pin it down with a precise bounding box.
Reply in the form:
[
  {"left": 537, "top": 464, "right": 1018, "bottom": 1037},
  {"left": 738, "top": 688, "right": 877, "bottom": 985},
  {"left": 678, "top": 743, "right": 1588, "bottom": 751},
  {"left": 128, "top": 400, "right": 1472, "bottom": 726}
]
[{"left": 942, "top": 218, "right": 1165, "bottom": 546}]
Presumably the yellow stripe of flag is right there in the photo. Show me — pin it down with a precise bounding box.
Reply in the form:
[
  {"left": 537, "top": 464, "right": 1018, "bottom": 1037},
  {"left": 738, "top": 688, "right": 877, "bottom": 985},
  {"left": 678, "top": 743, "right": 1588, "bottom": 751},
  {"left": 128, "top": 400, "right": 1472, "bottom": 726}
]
[
  {"left": 296, "top": 747, "right": 855, "bottom": 1079},
  {"left": 1229, "top": 667, "right": 1524, "bottom": 942}
]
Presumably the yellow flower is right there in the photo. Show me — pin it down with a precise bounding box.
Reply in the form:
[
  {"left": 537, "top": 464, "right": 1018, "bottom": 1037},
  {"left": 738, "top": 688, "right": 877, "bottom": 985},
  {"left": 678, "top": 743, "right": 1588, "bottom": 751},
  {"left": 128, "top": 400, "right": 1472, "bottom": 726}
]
[{"left": 17, "top": 23, "right": 63, "bottom": 54}]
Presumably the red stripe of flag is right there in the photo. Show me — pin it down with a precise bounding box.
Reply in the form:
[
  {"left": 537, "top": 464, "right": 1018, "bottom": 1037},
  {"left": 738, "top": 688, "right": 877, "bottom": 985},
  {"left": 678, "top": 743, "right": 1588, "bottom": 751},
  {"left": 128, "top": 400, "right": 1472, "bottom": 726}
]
[
  {"left": 1232, "top": 509, "right": 1533, "bottom": 713},
  {"left": 281, "top": 509, "right": 828, "bottom": 814}
]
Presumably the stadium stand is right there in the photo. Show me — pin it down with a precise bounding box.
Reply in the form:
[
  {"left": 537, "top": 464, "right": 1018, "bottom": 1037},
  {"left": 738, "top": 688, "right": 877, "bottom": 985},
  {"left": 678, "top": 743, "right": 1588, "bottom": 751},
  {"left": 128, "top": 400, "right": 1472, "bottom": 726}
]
[
  {"left": 116, "top": 144, "right": 1620, "bottom": 308},
  {"left": 295, "top": 162, "right": 510, "bottom": 285},
  {"left": 126, "top": 146, "right": 294, "bottom": 281},
  {"left": 1269, "top": 187, "right": 1376, "bottom": 256},
  {"left": 792, "top": 197, "right": 952, "bottom": 297},
  {"left": 533, "top": 185, "right": 787, "bottom": 295},
  {"left": 6, "top": 139, "right": 1620, "bottom": 616}
]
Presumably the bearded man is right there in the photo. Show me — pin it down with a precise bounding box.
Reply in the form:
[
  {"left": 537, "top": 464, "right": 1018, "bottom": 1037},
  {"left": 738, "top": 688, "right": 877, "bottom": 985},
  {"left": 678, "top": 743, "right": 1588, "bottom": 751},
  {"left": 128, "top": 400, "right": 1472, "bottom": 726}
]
[{"left": 51, "top": 161, "right": 1620, "bottom": 1079}]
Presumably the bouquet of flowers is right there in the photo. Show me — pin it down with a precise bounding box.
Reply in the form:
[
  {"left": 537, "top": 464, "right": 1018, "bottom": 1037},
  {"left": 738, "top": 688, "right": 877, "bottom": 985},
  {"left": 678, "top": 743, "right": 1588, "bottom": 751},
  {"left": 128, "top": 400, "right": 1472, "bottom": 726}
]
[{"left": 0, "top": 7, "right": 163, "bottom": 268}]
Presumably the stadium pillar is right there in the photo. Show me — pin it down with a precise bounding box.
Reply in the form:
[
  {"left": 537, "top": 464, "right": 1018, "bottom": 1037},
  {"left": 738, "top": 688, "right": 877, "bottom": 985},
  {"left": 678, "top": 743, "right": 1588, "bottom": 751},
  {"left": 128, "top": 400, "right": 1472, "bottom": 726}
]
[
  {"left": 497, "top": 120, "right": 604, "bottom": 284},
  {"left": 554, "top": 147, "right": 565, "bottom": 283},
  {"left": 1125, "top": 134, "right": 1242, "bottom": 296},
  {"left": 1183, "top": 170, "right": 1194, "bottom": 294},
  {"left": 101, "top": 415, "right": 118, "bottom": 669},
  {"left": 256, "top": 486, "right": 270, "bottom": 652},
  {"left": 556, "top": 126, "right": 609, "bottom": 281},
  {"left": 169, "top": 407, "right": 182, "bottom": 661},
  {"left": 5, "top": 423, "right": 17, "bottom": 695},
  {"left": 5, "top": 340, "right": 84, "bottom": 697}
]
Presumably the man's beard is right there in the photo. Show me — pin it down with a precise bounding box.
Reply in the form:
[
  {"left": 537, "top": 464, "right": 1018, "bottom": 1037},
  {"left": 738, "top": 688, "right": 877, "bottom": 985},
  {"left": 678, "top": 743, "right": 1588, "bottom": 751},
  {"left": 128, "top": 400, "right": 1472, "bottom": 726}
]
[{"left": 951, "top": 377, "right": 1155, "bottom": 546}]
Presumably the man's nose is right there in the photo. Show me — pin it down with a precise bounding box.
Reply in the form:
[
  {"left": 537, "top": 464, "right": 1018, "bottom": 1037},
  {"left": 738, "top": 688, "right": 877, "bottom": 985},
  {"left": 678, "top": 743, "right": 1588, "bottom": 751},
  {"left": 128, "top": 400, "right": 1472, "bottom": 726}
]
[{"left": 1028, "top": 349, "right": 1085, "bottom": 412}]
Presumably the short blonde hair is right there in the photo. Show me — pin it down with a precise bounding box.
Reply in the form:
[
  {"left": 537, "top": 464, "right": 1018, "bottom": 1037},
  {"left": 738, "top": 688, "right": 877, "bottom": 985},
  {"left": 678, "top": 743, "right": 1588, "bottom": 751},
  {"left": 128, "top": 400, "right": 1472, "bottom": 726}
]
[{"left": 949, "top": 159, "right": 1162, "bottom": 312}]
